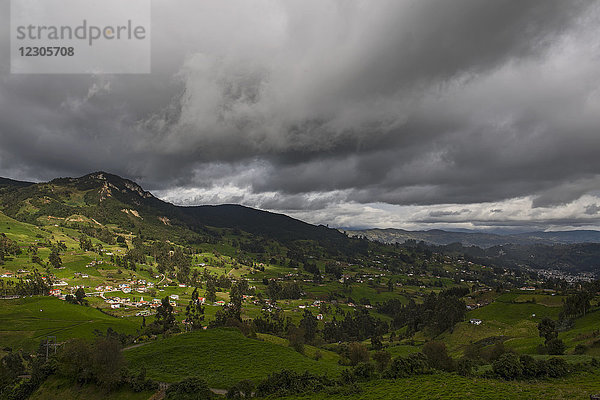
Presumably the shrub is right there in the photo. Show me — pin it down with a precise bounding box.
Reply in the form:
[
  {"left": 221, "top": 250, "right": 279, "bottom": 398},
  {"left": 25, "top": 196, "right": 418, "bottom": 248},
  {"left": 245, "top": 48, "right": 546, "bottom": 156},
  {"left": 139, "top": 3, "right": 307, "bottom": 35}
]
[
  {"left": 372, "top": 350, "right": 392, "bottom": 372},
  {"left": 574, "top": 344, "right": 587, "bottom": 355},
  {"left": 546, "top": 338, "right": 566, "bottom": 355},
  {"left": 227, "top": 379, "right": 254, "bottom": 399},
  {"left": 348, "top": 342, "right": 370, "bottom": 366},
  {"left": 255, "top": 370, "right": 330, "bottom": 397},
  {"left": 519, "top": 355, "right": 539, "bottom": 378},
  {"left": 384, "top": 353, "right": 430, "bottom": 379},
  {"left": 165, "top": 377, "right": 212, "bottom": 400},
  {"left": 456, "top": 358, "right": 474, "bottom": 377},
  {"left": 422, "top": 341, "right": 454, "bottom": 371},
  {"left": 545, "top": 357, "right": 569, "bottom": 378},
  {"left": 341, "top": 362, "right": 376, "bottom": 383},
  {"left": 492, "top": 353, "right": 523, "bottom": 380}
]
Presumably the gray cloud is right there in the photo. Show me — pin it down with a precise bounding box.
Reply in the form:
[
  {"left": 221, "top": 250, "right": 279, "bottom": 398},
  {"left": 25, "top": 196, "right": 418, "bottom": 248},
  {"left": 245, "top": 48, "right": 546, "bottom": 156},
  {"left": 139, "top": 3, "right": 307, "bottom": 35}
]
[{"left": 1, "top": 0, "right": 600, "bottom": 230}]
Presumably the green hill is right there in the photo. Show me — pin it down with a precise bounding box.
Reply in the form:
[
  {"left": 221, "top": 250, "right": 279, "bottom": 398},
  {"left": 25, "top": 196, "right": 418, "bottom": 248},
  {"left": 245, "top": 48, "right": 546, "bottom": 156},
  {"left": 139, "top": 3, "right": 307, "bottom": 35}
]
[
  {"left": 124, "top": 328, "right": 344, "bottom": 388},
  {"left": 0, "top": 296, "right": 139, "bottom": 352}
]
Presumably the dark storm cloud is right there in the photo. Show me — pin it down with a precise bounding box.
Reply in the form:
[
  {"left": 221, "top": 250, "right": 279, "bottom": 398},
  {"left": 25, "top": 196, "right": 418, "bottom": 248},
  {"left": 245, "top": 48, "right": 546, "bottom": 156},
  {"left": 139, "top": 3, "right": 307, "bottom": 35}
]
[{"left": 1, "top": 0, "right": 599, "bottom": 229}]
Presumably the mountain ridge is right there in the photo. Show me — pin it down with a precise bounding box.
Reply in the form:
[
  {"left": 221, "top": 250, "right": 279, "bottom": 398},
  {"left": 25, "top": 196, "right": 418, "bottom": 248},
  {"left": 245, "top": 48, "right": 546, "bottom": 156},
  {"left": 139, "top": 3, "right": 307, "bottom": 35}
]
[
  {"left": 0, "top": 171, "right": 351, "bottom": 249},
  {"left": 345, "top": 227, "right": 600, "bottom": 248}
]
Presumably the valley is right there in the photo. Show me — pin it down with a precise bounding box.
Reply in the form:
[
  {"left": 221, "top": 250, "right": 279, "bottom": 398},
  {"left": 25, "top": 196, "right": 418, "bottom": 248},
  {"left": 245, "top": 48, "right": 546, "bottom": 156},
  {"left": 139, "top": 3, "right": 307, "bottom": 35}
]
[{"left": 1, "top": 173, "right": 600, "bottom": 399}]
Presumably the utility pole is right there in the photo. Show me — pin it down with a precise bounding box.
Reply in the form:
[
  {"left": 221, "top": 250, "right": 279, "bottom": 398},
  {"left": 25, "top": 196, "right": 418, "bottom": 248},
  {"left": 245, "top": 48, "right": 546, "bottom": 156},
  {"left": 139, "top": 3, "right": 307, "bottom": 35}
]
[{"left": 44, "top": 336, "right": 58, "bottom": 360}]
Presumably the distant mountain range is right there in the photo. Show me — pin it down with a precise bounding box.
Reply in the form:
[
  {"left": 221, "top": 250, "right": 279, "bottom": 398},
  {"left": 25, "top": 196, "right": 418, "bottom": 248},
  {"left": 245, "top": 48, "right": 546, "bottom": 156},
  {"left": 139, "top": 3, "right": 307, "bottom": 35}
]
[
  {"left": 3, "top": 171, "right": 600, "bottom": 273},
  {"left": 344, "top": 228, "right": 600, "bottom": 248}
]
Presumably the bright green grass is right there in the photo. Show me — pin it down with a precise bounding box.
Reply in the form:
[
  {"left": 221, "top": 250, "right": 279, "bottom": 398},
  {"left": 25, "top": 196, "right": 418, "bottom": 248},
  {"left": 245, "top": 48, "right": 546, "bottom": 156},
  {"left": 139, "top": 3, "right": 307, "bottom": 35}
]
[
  {"left": 256, "top": 332, "right": 341, "bottom": 364},
  {"left": 0, "top": 296, "right": 139, "bottom": 352},
  {"left": 0, "top": 211, "right": 49, "bottom": 243},
  {"left": 29, "top": 376, "right": 153, "bottom": 400},
  {"left": 467, "top": 300, "right": 560, "bottom": 325},
  {"left": 124, "top": 328, "right": 345, "bottom": 388},
  {"left": 513, "top": 294, "right": 565, "bottom": 307},
  {"left": 440, "top": 299, "right": 562, "bottom": 356},
  {"left": 275, "top": 369, "right": 600, "bottom": 400}
]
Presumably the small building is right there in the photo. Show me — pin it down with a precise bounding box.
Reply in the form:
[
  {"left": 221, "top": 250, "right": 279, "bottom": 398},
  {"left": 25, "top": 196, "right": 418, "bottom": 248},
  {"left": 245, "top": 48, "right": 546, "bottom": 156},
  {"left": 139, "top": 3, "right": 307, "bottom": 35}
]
[{"left": 470, "top": 318, "right": 482, "bottom": 325}]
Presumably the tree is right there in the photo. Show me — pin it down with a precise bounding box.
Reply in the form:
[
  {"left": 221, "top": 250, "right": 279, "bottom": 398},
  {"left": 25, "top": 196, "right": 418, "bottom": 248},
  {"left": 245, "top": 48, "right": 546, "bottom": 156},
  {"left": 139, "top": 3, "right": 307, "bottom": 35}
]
[
  {"left": 49, "top": 248, "right": 62, "bottom": 268},
  {"left": 166, "top": 377, "right": 213, "bottom": 400},
  {"left": 546, "top": 338, "right": 566, "bottom": 355},
  {"left": 456, "top": 357, "right": 474, "bottom": 376},
  {"left": 299, "top": 309, "right": 318, "bottom": 344},
  {"left": 93, "top": 336, "right": 124, "bottom": 390},
  {"left": 348, "top": 342, "right": 369, "bottom": 366},
  {"left": 492, "top": 353, "right": 523, "bottom": 380},
  {"left": 185, "top": 288, "right": 205, "bottom": 330},
  {"left": 75, "top": 287, "right": 86, "bottom": 304},
  {"left": 373, "top": 350, "right": 391, "bottom": 372},
  {"left": 387, "top": 279, "right": 394, "bottom": 292},
  {"left": 287, "top": 325, "right": 305, "bottom": 354},
  {"left": 206, "top": 279, "right": 217, "bottom": 303},
  {"left": 422, "top": 341, "right": 454, "bottom": 371},
  {"left": 79, "top": 235, "right": 93, "bottom": 251},
  {"left": 152, "top": 297, "right": 176, "bottom": 333},
  {"left": 57, "top": 339, "right": 94, "bottom": 384},
  {"left": 538, "top": 317, "right": 557, "bottom": 344}
]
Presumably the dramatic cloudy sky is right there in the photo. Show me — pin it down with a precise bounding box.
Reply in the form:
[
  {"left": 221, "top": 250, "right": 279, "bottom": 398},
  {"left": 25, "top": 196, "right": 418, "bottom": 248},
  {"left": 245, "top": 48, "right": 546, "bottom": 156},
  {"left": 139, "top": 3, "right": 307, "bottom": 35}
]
[{"left": 1, "top": 0, "right": 600, "bottom": 232}]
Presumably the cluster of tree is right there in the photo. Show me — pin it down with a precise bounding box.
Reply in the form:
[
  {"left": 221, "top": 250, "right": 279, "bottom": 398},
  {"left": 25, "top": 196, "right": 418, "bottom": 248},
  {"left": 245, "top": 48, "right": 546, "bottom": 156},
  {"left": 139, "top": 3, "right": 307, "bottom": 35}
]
[
  {"left": 211, "top": 280, "right": 252, "bottom": 328},
  {"left": 1, "top": 329, "right": 157, "bottom": 399},
  {"left": 165, "top": 377, "right": 213, "bottom": 400},
  {"left": 492, "top": 353, "right": 570, "bottom": 380},
  {"left": 65, "top": 287, "right": 87, "bottom": 305},
  {"left": 560, "top": 291, "right": 593, "bottom": 319},
  {"left": 251, "top": 350, "right": 433, "bottom": 398},
  {"left": 252, "top": 310, "right": 286, "bottom": 336},
  {"left": 537, "top": 318, "right": 566, "bottom": 355},
  {"left": 184, "top": 287, "right": 205, "bottom": 330},
  {"left": 0, "top": 269, "right": 49, "bottom": 297},
  {"left": 79, "top": 235, "right": 94, "bottom": 251},
  {"left": 56, "top": 335, "right": 149, "bottom": 391},
  {"left": 0, "top": 234, "right": 20, "bottom": 263},
  {"left": 377, "top": 288, "right": 467, "bottom": 335},
  {"left": 324, "top": 262, "right": 343, "bottom": 279},
  {"left": 150, "top": 242, "right": 192, "bottom": 283},
  {"left": 80, "top": 226, "right": 116, "bottom": 245},
  {"left": 145, "top": 297, "right": 178, "bottom": 335},
  {"left": 322, "top": 308, "right": 388, "bottom": 343},
  {"left": 254, "top": 370, "right": 334, "bottom": 398},
  {"left": 264, "top": 280, "right": 302, "bottom": 300},
  {"left": 0, "top": 347, "right": 56, "bottom": 400}
]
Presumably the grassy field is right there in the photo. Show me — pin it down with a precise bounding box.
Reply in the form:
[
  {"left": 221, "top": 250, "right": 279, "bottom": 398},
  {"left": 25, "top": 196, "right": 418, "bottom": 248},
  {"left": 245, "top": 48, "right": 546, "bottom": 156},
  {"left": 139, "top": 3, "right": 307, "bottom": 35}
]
[
  {"left": 0, "top": 296, "right": 140, "bottom": 353},
  {"left": 276, "top": 369, "right": 600, "bottom": 400},
  {"left": 124, "top": 328, "right": 345, "bottom": 388}
]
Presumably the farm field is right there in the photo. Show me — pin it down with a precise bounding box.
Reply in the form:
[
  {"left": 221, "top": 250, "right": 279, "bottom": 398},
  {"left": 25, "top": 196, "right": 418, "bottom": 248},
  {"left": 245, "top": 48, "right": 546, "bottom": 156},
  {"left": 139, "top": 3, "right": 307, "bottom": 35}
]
[
  {"left": 124, "top": 328, "right": 345, "bottom": 389},
  {"left": 0, "top": 296, "right": 140, "bottom": 353}
]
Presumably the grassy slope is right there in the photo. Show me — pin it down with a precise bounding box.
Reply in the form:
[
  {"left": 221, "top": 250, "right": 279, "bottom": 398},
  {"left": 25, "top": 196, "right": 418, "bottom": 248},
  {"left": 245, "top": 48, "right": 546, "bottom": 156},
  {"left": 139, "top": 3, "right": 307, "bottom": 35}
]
[
  {"left": 0, "top": 296, "right": 139, "bottom": 352},
  {"left": 440, "top": 293, "right": 563, "bottom": 355},
  {"left": 124, "top": 328, "right": 344, "bottom": 388},
  {"left": 276, "top": 370, "right": 600, "bottom": 400}
]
